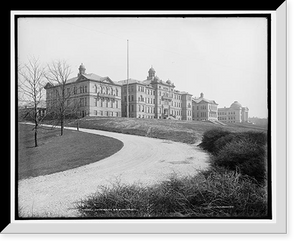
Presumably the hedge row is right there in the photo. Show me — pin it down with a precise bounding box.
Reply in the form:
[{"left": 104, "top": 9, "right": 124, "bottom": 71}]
[{"left": 199, "top": 128, "right": 267, "bottom": 183}]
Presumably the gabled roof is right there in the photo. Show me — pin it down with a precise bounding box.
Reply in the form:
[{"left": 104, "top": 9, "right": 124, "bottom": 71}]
[
  {"left": 193, "top": 97, "right": 218, "bottom": 105},
  {"left": 118, "top": 78, "right": 141, "bottom": 85},
  {"left": 45, "top": 73, "right": 118, "bottom": 89}
]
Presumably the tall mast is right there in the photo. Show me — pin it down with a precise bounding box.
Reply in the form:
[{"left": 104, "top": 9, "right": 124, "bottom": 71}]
[{"left": 126, "top": 39, "right": 129, "bottom": 118}]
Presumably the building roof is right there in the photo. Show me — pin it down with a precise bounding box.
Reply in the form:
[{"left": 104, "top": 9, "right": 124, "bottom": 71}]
[
  {"left": 230, "top": 101, "right": 242, "bottom": 109},
  {"left": 45, "top": 73, "right": 118, "bottom": 89},
  {"left": 118, "top": 78, "right": 141, "bottom": 85},
  {"left": 193, "top": 96, "right": 218, "bottom": 105}
]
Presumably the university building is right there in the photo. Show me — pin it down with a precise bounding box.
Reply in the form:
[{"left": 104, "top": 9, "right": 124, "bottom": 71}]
[
  {"left": 218, "top": 101, "right": 249, "bottom": 123},
  {"left": 119, "top": 67, "right": 193, "bottom": 120},
  {"left": 192, "top": 93, "right": 218, "bottom": 122},
  {"left": 44, "top": 64, "right": 122, "bottom": 118}
]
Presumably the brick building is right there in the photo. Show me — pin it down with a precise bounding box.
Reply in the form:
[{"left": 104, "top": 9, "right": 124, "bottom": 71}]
[
  {"left": 218, "top": 101, "right": 249, "bottom": 123},
  {"left": 44, "top": 64, "right": 122, "bottom": 118},
  {"left": 192, "top": 93, "right": 218, "bottom": 122},
  {"left": 119, "top": 67, "right": 193, "bottom": 120}
]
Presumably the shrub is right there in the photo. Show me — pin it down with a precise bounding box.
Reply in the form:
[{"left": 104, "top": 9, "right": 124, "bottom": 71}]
[
  {"left": 76, "top": 168, "right": 268, "bottom": 218},
  {"left": 199, "top": 128, "right": 231, "bottom": 153},
  {"left": 212, "top": 138, "right": 267, "bottom": 183},
  {"left": 200, "top": 130, "right": 267, "bottom": 155}
]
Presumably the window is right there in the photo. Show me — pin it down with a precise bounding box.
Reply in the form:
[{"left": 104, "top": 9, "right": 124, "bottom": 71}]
[
  {"left": 116, "top": 88, "right": 119, "bottom": 96},
  {"left": 111, "top": 101, "right": 113, "bottom": 108},
  {"left": 84, "top": 85, "right": 87, "bottom": 93},
  {"left": 80, "top": 98, "right": 84, "bottom": 107},
  {"left": 84, "top": 97, "right": 87, "bottom": 106},
  {"left": 94, "top": 98, "right": 97, "bottom": 107},
  {"left": 94, "top": 84, "right": 97, "bottom": 93},
  {"left": 94, "top": 110, "right": 97, "bottom": 115},
  {"left": 116, "top": 100, "right": 119, "bottom": 108},
  {"left": 106, "top": 100, "right": 109, "bottom": 108}
]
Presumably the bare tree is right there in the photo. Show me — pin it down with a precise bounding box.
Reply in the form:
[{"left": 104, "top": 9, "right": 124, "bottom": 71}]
[
  {"left": 44, "top": 60, "right": 73, "bottom": 136},
  {"left": 18, "top": 57, "right": 46, "bottom": 147}
]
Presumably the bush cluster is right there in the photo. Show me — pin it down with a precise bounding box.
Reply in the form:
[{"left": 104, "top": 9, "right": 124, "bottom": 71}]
[
  {"left": 199, "top": 128, "right": 267, "bottom": 183},
  {"left": 77, "top": 168, "right": 267, "bottom": 218}
]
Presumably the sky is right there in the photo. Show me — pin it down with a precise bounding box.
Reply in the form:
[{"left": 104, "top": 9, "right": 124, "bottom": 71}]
[{"left": 18, "top": 17, "right": 268, "bottom": 118}]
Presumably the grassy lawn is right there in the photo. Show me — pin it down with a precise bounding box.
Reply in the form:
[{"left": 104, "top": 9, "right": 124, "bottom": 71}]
[
  {"left": 18, "top": 123, "right": 124, "bottom": 180},
  {"left": 67, "top": 117, "right": 267, "bottom": 144}
]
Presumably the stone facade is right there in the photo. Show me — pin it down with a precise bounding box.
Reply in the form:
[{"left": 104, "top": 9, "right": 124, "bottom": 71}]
[
  {"left": 192, "top": 93, "right": 218, "bottom": 122},
  {"left": 218, "top": 101, "right": 249, "bottom": 123},
  {"left": 119, "top": 67, "right": 192, "bottom": 120},
  {"left": 44, "top": 64, "right": 122, "bottom": 118}
]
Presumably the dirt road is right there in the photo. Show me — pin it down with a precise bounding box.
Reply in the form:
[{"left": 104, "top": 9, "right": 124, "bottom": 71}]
[{"left": 18, "top": 127, "right": 209, "bottom": 217}]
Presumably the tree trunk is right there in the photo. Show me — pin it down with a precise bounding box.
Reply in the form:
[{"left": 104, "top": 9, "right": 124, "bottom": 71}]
[
  {"left": 34, "top": 122, "right": 38, "bottom": 147},
  {"left": 60, "top": 116, "right": 64, "bottom": 136}
]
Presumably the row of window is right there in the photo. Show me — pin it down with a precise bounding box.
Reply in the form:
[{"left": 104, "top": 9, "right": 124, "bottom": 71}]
[
  {"left": 218, "top": 111, "right": 236, "bottom": 115},
  {"left": 93, "top": 110, "right": 120, "bottom": 117},
  {"left": 123, "top": 85, "right": 184, "bottom": 100},
  {"left": 94, "top": 84, "right": 119, "bottom": 96},
  {"left": 193, "top": 105, "right": 217, "bottom": 110},
  {"left": 125, "top": 95, "right": 184, "bottom": 108},
  {"left": 218, "top": 116, "right": 236, "bottom": 120},
  {"left": 94, "top": 98, "right": 120, "bottom": 108}
]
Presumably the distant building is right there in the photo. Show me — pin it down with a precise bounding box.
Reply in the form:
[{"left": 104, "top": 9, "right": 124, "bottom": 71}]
[
  {"left": 18, "top": 101, "right": 47, "bottom": 120},
  {"left": 44, "top": 64, "right": 122, "bottom": 118},
  {"left": 119, "top": 66, "right": 193, "bottom": 120},
  {"left": 192, "top": 93, "right": 218, "bottom": 122},
  {"left": 218, "top": 101, "right": 249, "bottom": 123}
]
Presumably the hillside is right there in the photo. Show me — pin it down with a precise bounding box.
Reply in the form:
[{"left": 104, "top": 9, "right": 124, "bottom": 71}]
[
  {"left": 67, "top": 117, "right": 267, "bottom": 144},
  {"left": 248, "top": 117, "right": 268, "bottom": 128}
]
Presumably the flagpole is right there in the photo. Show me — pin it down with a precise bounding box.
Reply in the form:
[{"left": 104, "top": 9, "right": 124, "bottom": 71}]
[{"left": 126, "top": 39, "right": 129, "bottom": 118}]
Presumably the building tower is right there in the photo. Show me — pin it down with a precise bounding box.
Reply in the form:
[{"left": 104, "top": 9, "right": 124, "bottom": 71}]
[
  {"left": 78, "top": 63, "right": 86, "bottom": 76},
  {"left": 147, "top": 66, "right": 156, "bottom": 80}
]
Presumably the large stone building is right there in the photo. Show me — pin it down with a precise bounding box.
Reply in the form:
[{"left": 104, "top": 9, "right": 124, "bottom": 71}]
[
  {"left": 192, "top": 93, "right": 218, "bottom": 122},
  {"left": 119, "top": 67, "right": 193, "bottom": 120},
  {"left": 218, "top": 101, "right": 249, "bottom": 123},
  {"left": 44, "top": 64, "right": 122, "bottom": 118}
]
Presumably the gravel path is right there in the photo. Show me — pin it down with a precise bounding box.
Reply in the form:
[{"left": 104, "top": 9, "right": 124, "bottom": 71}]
[{"left": 18, "top": 127, "right": 209, "bottom": 217}]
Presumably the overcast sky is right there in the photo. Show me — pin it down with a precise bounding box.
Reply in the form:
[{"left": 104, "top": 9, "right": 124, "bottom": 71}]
[{"left": 18, "top": 17, "right": 268, "bottom": 118}]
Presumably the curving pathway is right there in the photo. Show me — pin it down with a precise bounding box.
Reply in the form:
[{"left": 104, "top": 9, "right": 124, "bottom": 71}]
[{"left": 18, "top": 127, "right": 209, "bottom": 217}]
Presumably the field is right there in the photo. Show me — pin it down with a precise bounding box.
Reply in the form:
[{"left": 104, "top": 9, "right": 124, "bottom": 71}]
[
  {"left": 67, "top": 117, "right": 267, "bottom": 144},
  {"left": 18, "top": 123, "right": 124, "bottom": 180}
]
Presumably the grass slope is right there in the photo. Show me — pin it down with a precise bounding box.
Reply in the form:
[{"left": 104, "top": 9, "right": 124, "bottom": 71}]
[
  {"left": 67, "top": 117, "right": 267, "bottom": 144},
  {"left": 18, "top": 123, "right": 124, "bottom": 180}
]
